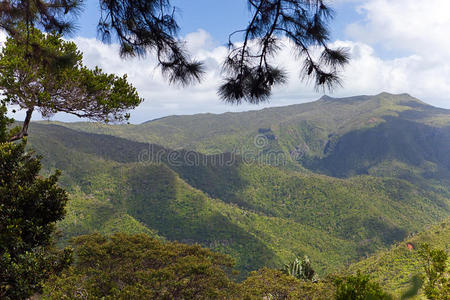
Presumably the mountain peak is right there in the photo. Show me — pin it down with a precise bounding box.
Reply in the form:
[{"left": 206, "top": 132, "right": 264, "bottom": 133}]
[
  {"left": 320, "top": 95, "right": 335, "bottom": 101},
  {"left": 319, "top": 92, "right": 422, "bottom": 105},
  {"left": 319, "top": 94, "right": 372, "bottom": 103},
  {"left": 376, "top": 91, "right": 414, "bottom": 98}
]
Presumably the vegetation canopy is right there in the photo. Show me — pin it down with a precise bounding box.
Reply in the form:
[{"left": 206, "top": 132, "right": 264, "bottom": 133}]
[
  {"left": 0, "top": 27, "right": 142, "bottom": 141},
  {"left": 43, "top": 233, "right": 238, "bottom": 299},
  {"left": 0, "top": 107, "right": 72, "bottom": 299},
  {"left": 418, "top": 243, "right": 449, "bottom": 299}
]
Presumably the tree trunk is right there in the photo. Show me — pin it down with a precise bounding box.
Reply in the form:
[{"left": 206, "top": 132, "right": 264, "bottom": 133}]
[{"left": 8, "top": 108, "right": 34, "bottom": 142}]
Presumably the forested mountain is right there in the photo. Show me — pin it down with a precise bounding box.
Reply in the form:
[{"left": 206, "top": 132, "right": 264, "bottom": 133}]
[
  {"left": 26, "top": 92, "right": 450, "bottom": 278},
  {"left": 49, "top": 92, "right": 450, "bottom": 179}
]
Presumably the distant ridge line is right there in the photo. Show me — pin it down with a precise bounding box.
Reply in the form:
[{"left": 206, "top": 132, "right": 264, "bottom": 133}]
[{"left": 140, "top": 92, "right": 440, "bottom": 125}]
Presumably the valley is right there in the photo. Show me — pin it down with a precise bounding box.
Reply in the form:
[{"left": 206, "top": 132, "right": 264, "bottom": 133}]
[{"left": 26, "top": 92, "right": 450, "bottom": 280}]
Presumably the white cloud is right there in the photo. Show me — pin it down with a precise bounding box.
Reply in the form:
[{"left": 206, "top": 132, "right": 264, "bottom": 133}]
[
  {"left": 340, "top": 0, "right": 450, "bottom": 108},
  {"left": 347, "top": 0, "right": 450, "bottom": 58},
  {"left": 327, "top": 41, "right": 450, "bottom": 102},
  {"left": 184, "top": 29, "right": 216, "bottom": 53}
]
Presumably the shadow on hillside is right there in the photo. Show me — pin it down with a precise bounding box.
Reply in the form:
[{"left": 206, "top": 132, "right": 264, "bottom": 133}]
[
  {"left": 305, "top": 117, "right": 450, "bottom": 179},
  {"left": 28, "top": 122, "right": 278, "bottom": 276},
  {"left": 125, "top": 163, "right": 279, "bottom": 276}
]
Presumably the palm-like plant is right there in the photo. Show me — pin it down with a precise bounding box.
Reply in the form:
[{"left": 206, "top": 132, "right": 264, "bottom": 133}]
[{"left": 283, "top": 255, "right": 317, "bottom": 281}]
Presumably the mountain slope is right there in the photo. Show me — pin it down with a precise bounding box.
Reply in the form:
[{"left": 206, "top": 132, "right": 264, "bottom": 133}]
[
  {"left": 51, "top": 93, "right": 450, "bottom": 150},
  {"left": 25, "top": 119, "right": 450, "bottom": 276},
  {"left": 27, "top": 123, "right": 357, "bottom": 275},
  {"left": 348, "top": 217, "right": 450, "bottom": 296},
  {"left": 47, "top": 92, "right": 450, "bottom": 183},
  {"left": 56, "top": 188, "right": 162, "bottom": 245}
]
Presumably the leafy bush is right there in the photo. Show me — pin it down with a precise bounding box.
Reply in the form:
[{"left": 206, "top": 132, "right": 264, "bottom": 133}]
[
  {"left": 43, "top": 233, "right": 238, "bottom": 299},
  {"left": 334, "top": 272, "right": 392, "bottom": 300},
  {"left": 240, "top": 267, "right": 334, "bottom": 300},
  {"left": 418, "top": 243, "right": 449, "bottom": 299}
]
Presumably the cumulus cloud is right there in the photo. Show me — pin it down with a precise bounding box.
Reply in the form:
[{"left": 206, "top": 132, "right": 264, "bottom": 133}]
[
  {"left": 347, "top": 0, "right": 450, "bottom": 57},
  {"left": 342, "top": 0, "right": 450, "bottom": 108},
  {"left": 326, "top": 41, "right": 450, "bottom": 102}
]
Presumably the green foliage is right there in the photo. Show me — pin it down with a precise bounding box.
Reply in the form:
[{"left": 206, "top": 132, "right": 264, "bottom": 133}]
[
  {"left": 418, "top": 243, "right": 449, "bottom": 299},
  {"left": 334, "top": 272, "right": 393, "bottom": 300},
  {"left": 283, "top": 255, "right": 317, "bottom": 281},
  {"left": 400, "top": 275, "right": 423, "bottom": 300},
  {"left": 348, "top": 219, "right": 450, "bottom": 296},
  {"left": 39, "top": 231, "right": 448, "bottom": 300},
  {"left": 0, "top": 105, "right": 13, "bottom": 142},
  {"left": 0, "top": 246, "right": 72, "bottom": 300},
  {"left": 43, "top": 233, "right": 238, "bottom": 299},
  {"left": 57, "top": 188, "right": 162, "bottom": 245},
  {"left": 38, "top": 232, "right": 447, "bottom": 299},
  {"left": 240, "top": 267, "right": 335, "bottom": 300},
  {"left": 0, "top": 128, "right": 71, "bottom": 298},
  {"left": 0, "top": 26, "right": 142, "bottom": 140}
]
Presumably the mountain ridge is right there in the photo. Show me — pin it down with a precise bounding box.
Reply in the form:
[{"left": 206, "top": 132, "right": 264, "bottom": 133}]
[
  {"left": 38, "top": 92, "right": 449, "bottom": 127},
  {"left": 21, "top": 92, "right": 450, "bottom": 279},
  {"left": 41, "top": 93, "right": 449, "bottom": 182}
]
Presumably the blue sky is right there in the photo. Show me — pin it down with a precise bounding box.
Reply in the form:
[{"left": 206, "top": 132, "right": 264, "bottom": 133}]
[
  {"left": 76, "top": 1, "right": 402, "bottom": 59},
  {"left": 6, "top": 0, "right": 450, "bottom": 123},
  {"left": 77, "top": 1, "right": 359, "bottom": 48}
]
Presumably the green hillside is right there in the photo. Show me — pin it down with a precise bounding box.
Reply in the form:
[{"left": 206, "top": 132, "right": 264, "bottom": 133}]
[
  {"left": 49, "top": 93, "right": 450, "bottom": 150},
  {"left": 348, "top": 217, "right": 450, "bottom": 296},
  {"left": 56, "top": 188, "right": 162, "bottom": 245},
  {"left": 26, "top": 123, "right": 351, "bottom": 274},
  {"left": 25, "top": 106, "right": 450, "bottom": 277},
  {"left": 46, "top": 92, "right": 450, "bottom": 181}
]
